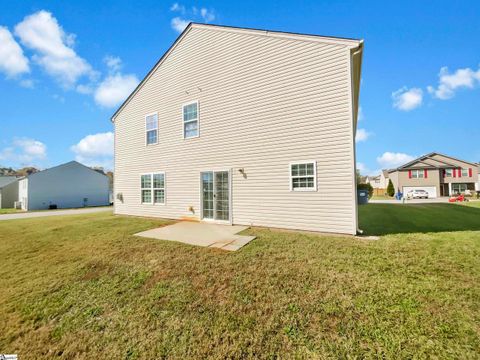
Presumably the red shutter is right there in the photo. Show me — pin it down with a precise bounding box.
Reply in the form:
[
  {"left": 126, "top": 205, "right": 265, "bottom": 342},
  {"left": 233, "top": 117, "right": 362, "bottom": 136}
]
[
  {"left": 408, "top": 170, "right": 412, "bottom": 179},
  {"left": 424, "top": 169, "right": 428, "bottom": 178},
  {"left": 458, "top": 168, "right": 462, "bottom": 178},
  {"left": 443, "top": 169, "right": 446, "bottom": 178},
  {"left": 469, "top": 168, "right": 473, "bottom": 177},
  {"left": 453, "top": 168, "right": 456, "bottom": 178}
]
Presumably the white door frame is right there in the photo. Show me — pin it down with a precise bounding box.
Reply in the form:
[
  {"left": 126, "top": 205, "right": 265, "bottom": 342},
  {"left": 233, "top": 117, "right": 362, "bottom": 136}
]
[{"left": 199, "top": 168, "right": 232, "bottom": 225}]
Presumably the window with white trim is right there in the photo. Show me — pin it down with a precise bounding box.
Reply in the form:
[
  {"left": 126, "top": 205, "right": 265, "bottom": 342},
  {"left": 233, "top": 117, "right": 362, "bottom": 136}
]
[
  {"left": 445, "top": 169, "right": 453, "bottom": 177},
  {"left": 146, "top": 113, "right": 158, "bottom": 145},
  {"left": 461, "top": 168, "right": 468, "bottom": 177},
  {"left": 183, "top": 101, "right": 199, "bottom": 138},
  {"left": 141, "top": 173, "right": 165, "bottom": 204},
  {"left": 412, "top": 169, "right": 424, "bottom": 179},
  {"left": 290, "top": 161, "right": 316, "bottom": 191}
]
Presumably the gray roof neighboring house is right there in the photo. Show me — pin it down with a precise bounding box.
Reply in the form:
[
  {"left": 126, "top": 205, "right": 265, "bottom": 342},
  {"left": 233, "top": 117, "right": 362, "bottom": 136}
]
[
  {"left": 395, "top": 152, "right": 477, "bottom": 170},
  {"left": 0, "top": 176, "right": 19, "bottom": 188}
]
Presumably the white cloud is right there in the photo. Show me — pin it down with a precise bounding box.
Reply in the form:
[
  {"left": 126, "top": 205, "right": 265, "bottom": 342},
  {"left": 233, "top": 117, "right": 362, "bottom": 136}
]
[
  {"left": 76, "top": 84, "right": 93, "bottom": 94},
  {"left": 171, "top": 17, "right": 191, "bottom": 33},
  {"left": 70, "top": 132, "right": 114, "bottom": 169},
  {"left": 0, "top": 137, "right": 47, "bottom": 166},
  {"left": 355, "top": 128, "right": 371, "bottom": 143},
  {"left": 358, "top": 106, "right": 364, "bottom": 121},
  {"left": 94, "top": 73, "right": 139, "bottom": 108},
  {"left": 0, "top": 26, "right": 30, "bottom": 77},
  {"left": 104, "top": 55, "right": 122, "bottom": 73},
  {"left": 376, "top": 152, "right": 415, "bottom": 169},
  {"left": 427, "top": 66, "right": 480, "bottom": 100},
  {"left": 170, "top": 2, "right": 186, "bottom": 13},
  {"left": 169, "top": 4, "right": 216, "bottom": 33},
  {"left": 392, "top": 87, "right": 423, "bottom": 111},
  {"left": 14, "top": 10, "right": 94, "bottom": 87},
  {"left": 19, "top": 79, "right": 35, "bottom": 88},
  {"left": 200, "top": 8, "right": 215, "bottom": 22}
]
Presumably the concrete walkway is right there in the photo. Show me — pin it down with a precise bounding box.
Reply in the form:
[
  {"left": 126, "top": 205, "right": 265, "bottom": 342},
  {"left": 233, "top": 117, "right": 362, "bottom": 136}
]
[
  {"left": 135, "top": 221, "right": 256, "bottom": 251},
  {"left": 369, "top": 198, "right": 450, "bottom": 205},
  {"left": 0, "top": 207, "right": 112, "bottom": 221}
]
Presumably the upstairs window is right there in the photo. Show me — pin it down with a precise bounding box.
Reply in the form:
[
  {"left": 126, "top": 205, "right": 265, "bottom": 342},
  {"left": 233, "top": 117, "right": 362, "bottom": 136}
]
[
  {"left": 411, "top": 169, "right": 424, "bottom": 179},
  {"left": 461, "top": 168, "right": 469, "bottom": 177},
  {"left": 445, "top": 169, "right": 453, "bottom": 177},
  {"left": 141, "top": 173, "right": 165, "bottom": 204},
  {"left": 146, "top": 113, "right": 158, "bottom": 145},
  {"left": 183, "top": 101, "right": 199, "bottom": 138},
  {"left": 290, "top": 161, "right": 317, "bottom": 191}
]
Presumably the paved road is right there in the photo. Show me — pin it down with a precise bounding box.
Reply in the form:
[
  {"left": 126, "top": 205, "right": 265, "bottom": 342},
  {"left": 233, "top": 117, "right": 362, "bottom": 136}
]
[
  {"left": 369, "top": 198, "right": 450, "bottom": 204},
  {"left": 0, "top": 207, "right": 112, "bottom": 221}
]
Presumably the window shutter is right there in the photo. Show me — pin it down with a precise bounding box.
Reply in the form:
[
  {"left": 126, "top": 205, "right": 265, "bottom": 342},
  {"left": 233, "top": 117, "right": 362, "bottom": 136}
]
[
  {"left": 453, "top": 169, "right": 456, "bottom": 178},
  {"left": 424, "top": 169, "right": 428, "bottom": 178},
  {"left": 408, "top": 170, "right": 412, "bottom": 179},
  {"left": 458, "top": 168, "right": 462, "bottom": 178},
  {"left": 469, "top": 168, "right": 473, "bottom": 177},
  {"left": 443, "top": 169, "right": 446, "bottom": 178}
]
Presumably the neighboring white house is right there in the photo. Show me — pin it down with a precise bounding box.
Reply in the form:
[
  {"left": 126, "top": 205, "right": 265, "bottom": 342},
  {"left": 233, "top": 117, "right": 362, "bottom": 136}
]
[
  {"left": 0, "top": 176, "right": 19, "bottom": 208},
  {"left": 18, "top": 161, "right": 110, "bottom": 211},
  {"left": 112, "top": 23, "right": 363, "bottom": 235},
  {"left": 366, "top": 170, "right": 390, "bottom": 190}
]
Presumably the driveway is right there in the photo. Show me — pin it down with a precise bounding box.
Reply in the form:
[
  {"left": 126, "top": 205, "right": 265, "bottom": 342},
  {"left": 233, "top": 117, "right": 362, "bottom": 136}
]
[
  {"left": 369, "top": 198, "right": 451, "bottom": 205},
  {"left": 0, "top": 207, "right": 112, "bottom": 221}
]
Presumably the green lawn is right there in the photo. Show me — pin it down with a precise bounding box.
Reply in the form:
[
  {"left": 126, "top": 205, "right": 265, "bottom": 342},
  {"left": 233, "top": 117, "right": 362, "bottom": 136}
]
[
  {"left": 0, "top": 208, "right": 22, "bottom": 214},
  {"left": 0, "top": 206, "right": 479, "bottom": 359}
]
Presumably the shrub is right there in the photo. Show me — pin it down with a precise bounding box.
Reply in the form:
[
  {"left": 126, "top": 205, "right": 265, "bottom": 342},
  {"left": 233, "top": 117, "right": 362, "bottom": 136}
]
[
  {"left": 357, "top": 183, "right": 373, "bottom": 199},
  {"left": 387, "top": 179, "right": 395, "bottom": 197}
]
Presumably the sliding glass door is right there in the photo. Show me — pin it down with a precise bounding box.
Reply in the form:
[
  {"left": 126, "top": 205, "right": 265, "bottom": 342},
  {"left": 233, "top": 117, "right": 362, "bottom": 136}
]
[{"left": 201, "top": 170, "right": 230, "bottom": 221}]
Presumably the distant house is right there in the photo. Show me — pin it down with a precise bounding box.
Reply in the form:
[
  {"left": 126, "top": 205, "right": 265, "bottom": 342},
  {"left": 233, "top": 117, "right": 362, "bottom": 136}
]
[
  {"left": 388, "top": 152, "right": 479, "bottom": 198},
  {"left": 366, "top": 170, "right": 390, "bottom": 190},
  {"left": 0, "top": 176, "right": 19, "bottom": 208},
  {"left": 18, "top": 161, "right": 110, "bottom": 211},
  {"left": 111, "top": 23, "right": 363, "bottom": 235}
]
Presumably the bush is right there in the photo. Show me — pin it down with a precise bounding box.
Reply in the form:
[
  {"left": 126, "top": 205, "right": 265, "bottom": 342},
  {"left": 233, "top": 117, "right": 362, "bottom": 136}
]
[
  {"left": 357, "top": 183, "right": 373, "bottom": 199},
  {"left": 387, "top": 179, "right": 395, "bottom": 197}
]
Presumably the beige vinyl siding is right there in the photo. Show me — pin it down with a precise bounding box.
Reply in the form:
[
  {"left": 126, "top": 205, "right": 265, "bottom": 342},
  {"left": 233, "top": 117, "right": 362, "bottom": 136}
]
[{"left": 114, "top": 26, "right": 359, "bottom": 234}]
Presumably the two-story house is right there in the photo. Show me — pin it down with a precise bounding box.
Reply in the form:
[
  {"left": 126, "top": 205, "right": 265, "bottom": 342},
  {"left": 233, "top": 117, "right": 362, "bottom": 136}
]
[
  {"left": 112, "top": 23, "right": 363, "bottom": 235},
  {"left": 388, "top": 152, "right": 479, "bottom": 197}
]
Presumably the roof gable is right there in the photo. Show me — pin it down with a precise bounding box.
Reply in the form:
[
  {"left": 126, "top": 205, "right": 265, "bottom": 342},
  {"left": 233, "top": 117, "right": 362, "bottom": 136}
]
[
  {"left": 110, "top": 23, "right": 363, "bottom": 122},
  {"left": 397, "top": 152, "right": 477, "bottom": 170}
]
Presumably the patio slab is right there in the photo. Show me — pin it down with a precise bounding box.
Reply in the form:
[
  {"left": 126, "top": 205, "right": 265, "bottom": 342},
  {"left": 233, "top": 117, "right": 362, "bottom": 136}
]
[{"left": 134, "top": 221, "right": 255, "bottom": 251}]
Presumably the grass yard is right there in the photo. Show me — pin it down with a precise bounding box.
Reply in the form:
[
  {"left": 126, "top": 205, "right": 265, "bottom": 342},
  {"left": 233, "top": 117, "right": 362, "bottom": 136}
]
[
  {"left": 1, "top": 205, "right": 479, "bottom": 359},
  {"left": 0, "top": 208, "right": 22, "bottom": 214}
]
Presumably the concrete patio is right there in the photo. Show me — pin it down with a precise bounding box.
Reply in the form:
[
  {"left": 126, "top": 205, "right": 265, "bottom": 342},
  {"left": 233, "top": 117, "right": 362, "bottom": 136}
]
[{"left": 134, "top": 221, "right": 256, "bottom": 251}]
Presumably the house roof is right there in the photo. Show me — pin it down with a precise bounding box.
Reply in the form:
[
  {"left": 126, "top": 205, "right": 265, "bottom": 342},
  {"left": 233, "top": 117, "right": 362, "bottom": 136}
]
[
  {"left": 0, "top": 176, "right": 18, "bottom": 188},
  {"left": 110, "top": 22, "right": 363, "bottom": 122},
  {"left": 395, "top": 152, "right": 478, "bottom": 170},
  {"left": 25, "top": 161, "right": 108, "bottom": 179}
]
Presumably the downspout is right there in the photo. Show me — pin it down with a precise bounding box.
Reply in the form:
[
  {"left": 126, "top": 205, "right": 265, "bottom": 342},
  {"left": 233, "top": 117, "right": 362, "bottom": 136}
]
[{"left": 350, "top": 43, "right": 364, "bottom": 235}]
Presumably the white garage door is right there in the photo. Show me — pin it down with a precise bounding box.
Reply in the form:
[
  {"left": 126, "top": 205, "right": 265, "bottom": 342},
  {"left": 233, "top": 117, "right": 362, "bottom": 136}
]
[{"left": 403, "top": 186, "right": 437, "bottom": 198}]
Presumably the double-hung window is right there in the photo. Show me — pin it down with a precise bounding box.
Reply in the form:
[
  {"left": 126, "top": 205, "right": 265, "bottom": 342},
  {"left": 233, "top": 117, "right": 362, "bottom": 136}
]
[
  {"left": 412, "top": 169, "right": 424, "bottom": 179},
  {"left": 141, "top": 173, "right": 165, "bottom": 204},
  {"left": 461, "top": 168, "right": 469, "bottom": 177},
  {"left": 146, "top": 113, "right": 158, "bottom": 145},
  {"left": 290, "top": 161, "right": 317, "bottom": 191},
  {"left": 183, "top": 101, "right": 199, "bottom": 138},
  {"left": 445, "top": 169, "right": 453, "bottom": 177}
]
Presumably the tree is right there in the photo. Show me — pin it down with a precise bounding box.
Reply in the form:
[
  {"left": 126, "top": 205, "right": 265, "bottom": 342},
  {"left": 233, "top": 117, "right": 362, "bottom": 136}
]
[
  {"left": 357, "top": 183, "right": 373, "bottom": 199},
  {"left": 387, "top": 179, "right": 395, "bottom": 197}
]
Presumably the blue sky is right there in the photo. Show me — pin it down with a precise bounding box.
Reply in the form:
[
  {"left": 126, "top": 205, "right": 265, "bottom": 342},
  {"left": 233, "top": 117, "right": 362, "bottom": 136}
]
[{"left": 1, "top": 1, "right": 479, "bottom": 173}]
